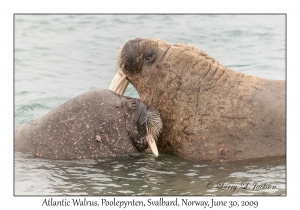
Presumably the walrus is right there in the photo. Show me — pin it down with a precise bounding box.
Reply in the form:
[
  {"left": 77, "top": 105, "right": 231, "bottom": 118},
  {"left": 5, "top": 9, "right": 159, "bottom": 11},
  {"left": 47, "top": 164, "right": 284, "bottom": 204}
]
[
  {"left": 109, "top": 38, "right": 286, "bottom": 162},
  {"left": 14, "top": 89, "right": 162, "bottom": 159}
]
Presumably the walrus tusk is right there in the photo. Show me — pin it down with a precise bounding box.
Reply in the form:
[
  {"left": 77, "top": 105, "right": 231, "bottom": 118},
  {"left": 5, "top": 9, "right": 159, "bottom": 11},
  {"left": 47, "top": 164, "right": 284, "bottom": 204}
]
[
  {"left": 146, "top": 134, "right": 159, "bottom": 157},
  {"left": 108, "top": 69, "right": 122, "bottom": 91},
  {"left": 117, "top": 78, "right": 129, "bottom": 95},
  {"left": 109, "top": 69, "right": 129, "bottom": 94}
]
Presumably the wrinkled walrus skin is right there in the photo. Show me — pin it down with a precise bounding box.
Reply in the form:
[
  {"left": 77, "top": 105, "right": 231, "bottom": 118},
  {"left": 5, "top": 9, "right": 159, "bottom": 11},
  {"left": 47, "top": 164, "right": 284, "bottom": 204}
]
[
  {"left": 115, "top": 38, "right": 286, "bottom": 162},
  {"left": 15, "top": 89, "right": 161, "bottom": 160}
]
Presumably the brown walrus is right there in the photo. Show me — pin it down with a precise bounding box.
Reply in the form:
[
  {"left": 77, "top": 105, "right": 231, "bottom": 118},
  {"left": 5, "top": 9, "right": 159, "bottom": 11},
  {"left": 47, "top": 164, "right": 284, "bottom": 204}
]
[
  {"left": 109, "top": 38, "right": 286, "bottom": 162},
  {"left": 15, "top": 89, "right": 162, "bottom": 159}
]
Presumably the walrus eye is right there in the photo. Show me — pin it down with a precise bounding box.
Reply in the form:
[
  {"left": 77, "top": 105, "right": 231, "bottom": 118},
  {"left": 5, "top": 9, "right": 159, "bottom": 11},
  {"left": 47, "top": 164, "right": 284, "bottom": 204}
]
[
  {"left": 145, "top": 49, "right": 155, "bottom": 63},
  {"left": 128, "top": 99, "right": 139, "bottom": 110}
]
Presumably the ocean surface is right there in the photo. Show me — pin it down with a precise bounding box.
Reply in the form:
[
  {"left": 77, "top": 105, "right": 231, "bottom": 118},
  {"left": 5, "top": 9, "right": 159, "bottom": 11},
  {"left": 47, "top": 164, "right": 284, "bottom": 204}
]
[{"left": 14, "top": 14, "right": 286, "bottom": 196}]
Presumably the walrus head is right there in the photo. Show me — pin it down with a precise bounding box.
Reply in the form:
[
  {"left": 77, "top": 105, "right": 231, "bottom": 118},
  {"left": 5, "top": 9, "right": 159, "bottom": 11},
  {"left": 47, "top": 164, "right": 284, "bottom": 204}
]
[
  {"left": 110, "top": 38, "right": 172, "bottom": 97},
  {"left": 122, "top": 96, "right": 162, "bottom": 157}
]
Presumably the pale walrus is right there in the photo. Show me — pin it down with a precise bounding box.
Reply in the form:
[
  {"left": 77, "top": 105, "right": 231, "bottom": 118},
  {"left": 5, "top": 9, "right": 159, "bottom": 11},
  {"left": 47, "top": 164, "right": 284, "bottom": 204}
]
[
  {"left": 109, "top": 38, "right": 286, "bottom": 162},
  {"left": 14, "top": 89, "right": 162, "bottom": 159}
]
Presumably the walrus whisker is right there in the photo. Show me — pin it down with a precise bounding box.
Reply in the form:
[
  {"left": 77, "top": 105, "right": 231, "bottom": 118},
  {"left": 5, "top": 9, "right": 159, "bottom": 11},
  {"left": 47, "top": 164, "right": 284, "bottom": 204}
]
[
  {"left": 145, "top": 110, "right": 163, "bottom": 139},
  {"left": 135, "top": 108, "right": 162, "bottom": 157},
  {"left": 116, "top": 46, "right": 125, "bottom": 69}
]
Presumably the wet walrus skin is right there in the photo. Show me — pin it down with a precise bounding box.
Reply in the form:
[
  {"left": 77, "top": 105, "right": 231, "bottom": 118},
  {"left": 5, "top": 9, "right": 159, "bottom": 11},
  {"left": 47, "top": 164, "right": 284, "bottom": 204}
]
[
  {"left": 110, "top": 38, "right": 286, "bottom": 162},
  {"left": 15, "top": 89, "right": 162, "bottom": 160}
]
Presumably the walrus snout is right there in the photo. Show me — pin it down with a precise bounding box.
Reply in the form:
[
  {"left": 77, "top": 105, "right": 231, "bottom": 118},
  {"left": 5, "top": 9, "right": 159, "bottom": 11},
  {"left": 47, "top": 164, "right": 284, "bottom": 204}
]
[
  {"left": 117, "top": 38, "right": 170, "bottom": 76},
  {"left": 117, "top": 38, "right": 146, "bottom": 75},
  {"left": 131, "top": 106, "right": 162, "bottom": 154},
  {"left": 143, "top": 105, "right": 162, "bottom": 158},
  {"left": 129, "top": 100, "right": 162, "bottom": 158},
  {"left": 140, "top": 105, "right": 163, "bottom": 139},
  {"left": 109, "top": 39, "right": 147, "bottom": 95}
]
